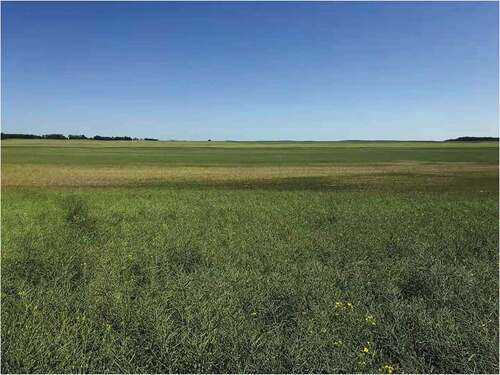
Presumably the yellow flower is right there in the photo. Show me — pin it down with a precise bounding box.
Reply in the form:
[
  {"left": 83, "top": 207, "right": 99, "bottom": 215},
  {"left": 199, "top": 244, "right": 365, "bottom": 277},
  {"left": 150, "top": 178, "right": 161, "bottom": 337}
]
[
  {"left": 335, "top": 301, "right": 353, "bottom": 312},
  {"left": 379, "top": 364, "right": 394, "bottom": 374},
  {"left": 361, "top": 346, "right": 369, "bottom": 353},
  {"left": 333, "top": 340, "right": 343, "bottom": 347},
  {"left": 366, "top": 313, "right": 376, "bottom": 325}
]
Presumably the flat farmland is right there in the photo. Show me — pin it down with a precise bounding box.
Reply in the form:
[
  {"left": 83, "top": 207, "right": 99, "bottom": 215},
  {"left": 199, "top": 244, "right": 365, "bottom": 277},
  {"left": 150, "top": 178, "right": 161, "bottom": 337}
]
[{"left": 1, "top": 140, "right": 498, "bottom": 373}]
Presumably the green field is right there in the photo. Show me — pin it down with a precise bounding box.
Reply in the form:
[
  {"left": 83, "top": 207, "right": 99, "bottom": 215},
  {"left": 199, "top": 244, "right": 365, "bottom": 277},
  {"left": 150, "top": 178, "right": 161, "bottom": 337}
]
[{"left": 1, "top": 139, "right": 499, "bottom": 373}]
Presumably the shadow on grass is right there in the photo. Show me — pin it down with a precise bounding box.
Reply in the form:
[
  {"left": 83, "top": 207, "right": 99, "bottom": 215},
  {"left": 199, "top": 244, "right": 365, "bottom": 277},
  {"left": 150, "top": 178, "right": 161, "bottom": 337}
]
[{"left": 41, "top": 173, "right": 497, "bottom": 193}]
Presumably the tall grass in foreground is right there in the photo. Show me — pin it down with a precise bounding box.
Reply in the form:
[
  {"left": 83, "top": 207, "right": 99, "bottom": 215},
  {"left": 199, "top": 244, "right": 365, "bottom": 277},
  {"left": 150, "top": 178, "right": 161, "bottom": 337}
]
[{"left": 2, "top": 189, "right": 498, "bottom": 373}]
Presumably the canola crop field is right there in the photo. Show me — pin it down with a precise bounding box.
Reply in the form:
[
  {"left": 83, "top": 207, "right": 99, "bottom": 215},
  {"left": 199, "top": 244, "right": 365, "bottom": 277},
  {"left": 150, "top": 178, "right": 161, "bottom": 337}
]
[{"left": 1, "top": 139, "right": 498, "bottom": 373}]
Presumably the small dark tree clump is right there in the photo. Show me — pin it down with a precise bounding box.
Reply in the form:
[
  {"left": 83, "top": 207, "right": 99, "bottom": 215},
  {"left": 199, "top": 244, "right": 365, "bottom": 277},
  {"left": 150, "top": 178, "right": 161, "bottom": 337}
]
[
  {"left": 43, "top": 134, "right": 67, "bottom": 140},
  {"left": 93, "top": 135, "right": 132, "bottom": 141},
  {"left": 446, "top": 136, "right": 499, "bottom": 142}
]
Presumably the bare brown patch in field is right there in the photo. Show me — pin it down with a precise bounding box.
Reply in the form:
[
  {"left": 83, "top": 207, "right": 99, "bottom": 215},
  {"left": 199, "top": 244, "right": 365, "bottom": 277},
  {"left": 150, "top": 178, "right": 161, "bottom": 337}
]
[{"left": 1, "top": 162, "right": 497, "bottom": 189}]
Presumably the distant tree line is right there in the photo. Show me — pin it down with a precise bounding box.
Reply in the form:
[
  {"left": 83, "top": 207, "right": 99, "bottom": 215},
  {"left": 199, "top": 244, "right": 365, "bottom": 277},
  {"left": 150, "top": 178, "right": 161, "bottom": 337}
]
[
  {"left": 446, "top": 136, "right": 499, "bottom": 142},
  {"left": 93, "top": 135, "right": 134, "bottom": 141},
  {"left": 1, "top": 133, "right": 158, "bottom": 141},
  {"left": 1, "top": 133, "right": 43, "bottom": 139},
  {"left": 0, "top": 133, "right": 67, "bottom": 140}
]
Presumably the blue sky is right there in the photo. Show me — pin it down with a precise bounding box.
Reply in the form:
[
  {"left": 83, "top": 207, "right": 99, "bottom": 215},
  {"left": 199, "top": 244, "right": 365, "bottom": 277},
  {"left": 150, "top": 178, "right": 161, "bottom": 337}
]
[{"left": 2, "top": 1, "right": 498, "bottom": 140}]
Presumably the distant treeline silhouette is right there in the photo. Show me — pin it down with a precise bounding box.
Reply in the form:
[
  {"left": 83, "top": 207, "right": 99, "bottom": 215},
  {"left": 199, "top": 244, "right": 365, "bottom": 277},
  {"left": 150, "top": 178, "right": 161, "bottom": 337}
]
[
  {"left": 446, "top": 136, "right": 499, "bottom": 142},
  {"left": 1, "top": 133, "right": 158, "bottom": 141}
]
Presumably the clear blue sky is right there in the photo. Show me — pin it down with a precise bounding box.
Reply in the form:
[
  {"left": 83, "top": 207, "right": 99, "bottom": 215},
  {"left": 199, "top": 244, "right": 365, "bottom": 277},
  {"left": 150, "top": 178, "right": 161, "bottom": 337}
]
[{"left": 2, "top": 1, "right": 498, "bottom": 140}]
